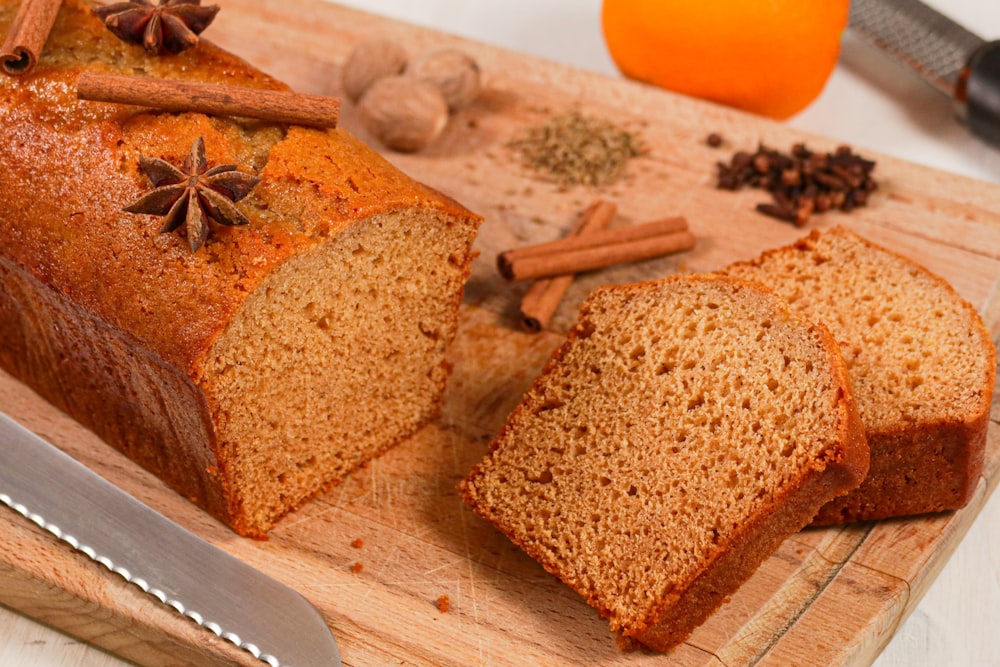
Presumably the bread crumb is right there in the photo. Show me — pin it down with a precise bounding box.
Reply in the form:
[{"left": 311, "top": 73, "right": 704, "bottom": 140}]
[
  {"left": 436, "top": 594, "right": 450, "bottom": 613},
  {"left": 614, "top": 632, "right": 640, "bottom": 651},
  {"left": 351, "top": 538, "right": 365, "bottom": 549},
  {"left": 351, "top": 562, "right": 364, "bottom": 574}
]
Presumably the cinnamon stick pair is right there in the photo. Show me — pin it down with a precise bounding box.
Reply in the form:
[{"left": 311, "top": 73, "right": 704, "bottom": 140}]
[
  {"left": 518, "top": 200, "right": 617, "bottom": 333},
  {"left": 514, "top": 201, "right": 695, "bottom": 332}
]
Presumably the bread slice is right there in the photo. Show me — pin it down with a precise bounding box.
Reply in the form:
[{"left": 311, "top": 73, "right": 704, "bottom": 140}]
[
  {"left": 0, "top": 0, "right": 481, "bottom": 537},
  {"left": 459, "top": 275, "right": 868, "bottom": 650},
  {"left": 722, "top": 227, "right": 995, "bottom": 523}
]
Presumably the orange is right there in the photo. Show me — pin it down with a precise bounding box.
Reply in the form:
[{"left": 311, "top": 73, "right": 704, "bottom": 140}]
[{"left": 601, "top": 0, "right": 849, "bottom": 119}]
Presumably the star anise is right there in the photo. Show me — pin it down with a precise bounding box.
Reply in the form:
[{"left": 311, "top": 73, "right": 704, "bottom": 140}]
[
  {"left": 124, "top": 137, "right": 260, "bottom": 252},
  {"left": 92, "top": 0, "right": 220, "bottom": 56}
]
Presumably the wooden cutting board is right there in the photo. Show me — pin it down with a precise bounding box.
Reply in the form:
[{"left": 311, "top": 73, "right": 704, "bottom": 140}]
[{"left": 2, "top": 1, "right": 999, "bottom": 665}]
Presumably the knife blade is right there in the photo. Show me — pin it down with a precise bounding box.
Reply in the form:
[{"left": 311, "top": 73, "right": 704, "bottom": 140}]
[
  {"left": 849, "top": 0, "right": 1000, "bottom": 147},
  {"left": 0, "top": 413, "right": 342, "bottom": 667}
]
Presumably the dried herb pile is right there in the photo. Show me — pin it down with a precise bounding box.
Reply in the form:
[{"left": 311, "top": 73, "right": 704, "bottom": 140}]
[
  {"left": 716, "top": 142, "right": 877, "bottom": 226},
  {"left": 510, "top": 110, "right": 644, "bottom": 187}
]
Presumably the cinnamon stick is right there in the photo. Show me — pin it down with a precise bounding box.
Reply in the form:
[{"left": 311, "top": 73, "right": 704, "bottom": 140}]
[
  {"left": 76, "top": 72, "right": 341, "bottom": 129},
  {"left": 519, "top": 199, "right": 617, "bottom": 333},
  {"left": 1, "top": 0, "right": 62, "bottom": 76},
  {"left": 505, "top": 229, "right": 695, "bottom": 282},
  {"left": 498, "top": 215, "right": 688, "bottom": 279}
]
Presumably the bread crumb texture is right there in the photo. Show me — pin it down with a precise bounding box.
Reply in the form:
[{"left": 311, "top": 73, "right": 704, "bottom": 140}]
[
  {"left": 724, "top": 227, "right": 993, "bottom": 430},
  {"left": 461, "top": 275, "right": 865, "bottom": 647},
  {"left": 203, "top": 208, "right": 477, "bottom": 535},
  {"left": 723, "top": 227, "right": 995, "bottom": 522}
]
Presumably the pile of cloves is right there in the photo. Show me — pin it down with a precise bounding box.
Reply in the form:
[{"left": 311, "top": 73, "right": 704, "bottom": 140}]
[{"left": 715, "top": 141, "right": 877, "bottom": 226}]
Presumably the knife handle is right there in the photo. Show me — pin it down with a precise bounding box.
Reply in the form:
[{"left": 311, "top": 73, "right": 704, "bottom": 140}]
[{"left": 960, "top": 40, "right": 1000, "bottom": 147}]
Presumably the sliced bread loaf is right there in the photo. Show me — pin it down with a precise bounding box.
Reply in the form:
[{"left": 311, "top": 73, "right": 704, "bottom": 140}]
[
  {"left": 0, "top": 0, "right": 481, "bottom": 537},
  {"left": 722, "top": 227, "right": 996, "bottom": 523},
  {"left": 459, "top": 274, "right": 868, "bottom": 651}
]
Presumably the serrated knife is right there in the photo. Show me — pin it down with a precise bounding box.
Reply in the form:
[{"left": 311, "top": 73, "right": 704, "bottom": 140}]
[
  {"left": 849, "top": 0, "right": 1000, "bottom": 146},
  {"left": 0, "top": 413, "right": 342, "bottom": 667}
]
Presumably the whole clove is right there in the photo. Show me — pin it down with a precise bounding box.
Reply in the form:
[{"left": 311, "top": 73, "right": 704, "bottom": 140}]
[{"left": 716, "top": 142, "right": 877, "bottom": 226}]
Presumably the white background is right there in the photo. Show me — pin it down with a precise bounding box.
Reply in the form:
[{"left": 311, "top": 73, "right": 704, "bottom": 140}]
[{"left": 2, "top": 1, "right": 999, "bottom": 665}]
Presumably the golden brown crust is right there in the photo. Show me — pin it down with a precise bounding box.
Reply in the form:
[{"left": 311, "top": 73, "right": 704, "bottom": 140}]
[
  {"left": 812, "top": 413, "right": 989, "bottom": 524},
  {"left": 0, "top": 256, "right": 232, "bottom": 521}
]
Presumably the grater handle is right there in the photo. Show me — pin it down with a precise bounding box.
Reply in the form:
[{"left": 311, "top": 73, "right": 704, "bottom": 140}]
[{"left": 961, "top": 41, "right": 1000, "bottom": 147}]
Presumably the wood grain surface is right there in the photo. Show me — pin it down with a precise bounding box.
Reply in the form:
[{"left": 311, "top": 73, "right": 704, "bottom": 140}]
[{"left": 1, "top": 1, "right": 999, "bottom": 665}]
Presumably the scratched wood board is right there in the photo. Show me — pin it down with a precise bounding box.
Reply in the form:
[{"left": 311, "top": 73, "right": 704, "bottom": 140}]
[{"left": 1, "top": 1, "right": 999, "bottom": 665}]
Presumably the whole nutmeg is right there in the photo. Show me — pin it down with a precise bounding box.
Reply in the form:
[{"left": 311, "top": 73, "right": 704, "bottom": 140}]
[
  {"left": 357, "top": 75, "right": 449, "bottom": 152},
  {"left": 341, "top": 38, "right": 408, "bottom": 102},
  {"left": 405, "top": 48, "right": 481, "bottom": 112}
]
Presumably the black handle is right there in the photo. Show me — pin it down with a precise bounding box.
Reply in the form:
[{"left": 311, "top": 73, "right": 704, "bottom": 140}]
[{"left": 963, "top": 40, "right": 1000, "bottom": 147}]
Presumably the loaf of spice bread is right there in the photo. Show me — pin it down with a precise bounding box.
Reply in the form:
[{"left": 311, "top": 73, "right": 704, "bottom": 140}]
[
  {"left": 459, "top": 275, "right": 869, "bottom": 651},
  {"left": 0, "top": 0, "right": 481, "bottom": 537},
  {"left": 722, "top": 227, "right": 995, "bottom": 523}
]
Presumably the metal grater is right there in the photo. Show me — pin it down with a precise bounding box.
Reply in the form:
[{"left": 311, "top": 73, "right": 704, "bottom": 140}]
[{"left": 849, "top": 0, "right": 1000, "bottom": 146}]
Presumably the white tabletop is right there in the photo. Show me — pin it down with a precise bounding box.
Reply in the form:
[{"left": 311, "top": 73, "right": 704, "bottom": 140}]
[{"left": 2, "top": 1, "right": 999, "bottom": 665}]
